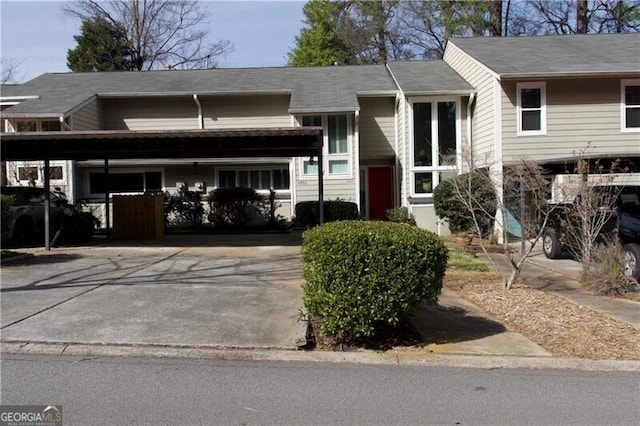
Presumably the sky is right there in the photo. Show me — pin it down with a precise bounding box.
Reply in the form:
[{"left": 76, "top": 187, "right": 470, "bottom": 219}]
[{"left": 0, "top": 0, "right": 306, "bottom": 83}]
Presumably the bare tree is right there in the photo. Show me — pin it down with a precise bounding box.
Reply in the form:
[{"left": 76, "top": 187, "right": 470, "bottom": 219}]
[
  {"left": 1, "top": 58, "right": 24, "bottom": 84},
  {"left": 63, "top": 0, "right": 233, "bottom": 70},
  {"left": 436, "top": 149, "right": 557, "bottom": 290},
  {"left": 490, "top": 0, "right": 503, "bottom": 35},
  {"left": 577, "top": 0, "right": 589, "bottom": 32}
]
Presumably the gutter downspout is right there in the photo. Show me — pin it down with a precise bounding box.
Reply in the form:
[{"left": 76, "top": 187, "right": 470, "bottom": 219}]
[
  {"left": 466, "top": 93, "right": 475, "bottom": 171},
  {"left": 60, "top": 114, "right": 75, "bottom": 203},
  {"left": 193, "top": 94, "right": 204, "bottom": 129}
]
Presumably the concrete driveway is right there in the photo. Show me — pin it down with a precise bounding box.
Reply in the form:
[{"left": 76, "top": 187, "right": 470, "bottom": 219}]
[{"left": 1, "top": 233, "right": 305, "bottom": 349}]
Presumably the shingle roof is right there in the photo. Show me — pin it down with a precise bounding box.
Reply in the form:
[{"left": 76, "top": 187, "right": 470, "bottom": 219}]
[
  {"left": 387, "top": 61, "right": 475, "bottom": 95},
  {"left": 449, "top": 33, "right": 640, "bottom": 77},
  {"left": 2, "top": 65, "right": 399, "bottom": 116}
]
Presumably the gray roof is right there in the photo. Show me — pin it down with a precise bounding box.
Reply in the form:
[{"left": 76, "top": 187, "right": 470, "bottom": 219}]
[
  {"left": 449, "top": 33, "right": 640, "bottom": 77},
  {"left": 2, "top": 65, "right": 399, "bottom": 117},
  {"left": 387, "top": 61, "right": 475, "bottom": 95}
]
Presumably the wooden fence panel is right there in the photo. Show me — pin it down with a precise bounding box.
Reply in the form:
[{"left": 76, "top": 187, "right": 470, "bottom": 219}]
[{"left": 113, "top": 194, "right": 164, "bottom": 239}]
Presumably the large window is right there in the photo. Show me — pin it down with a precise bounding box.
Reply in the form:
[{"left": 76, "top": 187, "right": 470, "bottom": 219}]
[
  {"left": 89, "top": 171, "right": 162, "bottom": 194},
  {"left": 516, "top": 82, "right": 546, "bottom": 135},
  {"left": 300, "top": 114, "right": 351, "bottom": 177},
  {"left": 622, "top": 80, "right": 640, "bottom": 132},
  {"left": 9, "top": 119, "right": 62, "bottom": 132},
  {"left": 15, "top": 163, "right": 64, "bottom": 184},
  {"left": 217, "top": 168, "right": 290, "bottom": 191},
  {"left": 411, "top": 99, "right": 460, "bottom": 196}
]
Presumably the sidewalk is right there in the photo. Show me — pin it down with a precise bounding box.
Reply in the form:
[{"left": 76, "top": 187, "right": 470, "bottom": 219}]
[{"left": 485, "top": 250, "right": 640, "bottom": 329}]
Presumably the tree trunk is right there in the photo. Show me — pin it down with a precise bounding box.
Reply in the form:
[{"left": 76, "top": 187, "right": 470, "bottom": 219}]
[
  {"left": 490, "top": 0, "right": 503, "bottom": 36},
  {"left": 577, "top": 0, "right": 588, "bottom": 33}
]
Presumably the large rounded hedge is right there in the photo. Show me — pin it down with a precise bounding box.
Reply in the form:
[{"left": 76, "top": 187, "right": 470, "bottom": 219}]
[
  {"left": 302, "top": 220, "right": 448, "bottom": 340},
  {"left": 433, "top": 172, "right": 497, "bottom": 236}
]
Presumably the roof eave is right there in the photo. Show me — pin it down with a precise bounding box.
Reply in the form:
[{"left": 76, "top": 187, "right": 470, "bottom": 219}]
[
  {"left": 500, "top": 70, "right": 640, "bottom": 79},
  {"left": 403, "top": 89, "right": 476, "bottom": 97}
]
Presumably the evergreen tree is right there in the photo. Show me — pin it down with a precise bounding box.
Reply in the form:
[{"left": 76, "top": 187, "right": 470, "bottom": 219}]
[
  {"left": 67, "top": 17, "right": 135, "bottom": 72},
  {"left": 288, "top": 0, "right": 354, "bottom": 66}
]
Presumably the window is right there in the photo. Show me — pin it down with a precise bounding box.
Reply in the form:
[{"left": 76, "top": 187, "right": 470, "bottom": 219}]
[
  {"left": 217, "top": 168, "right": 290, "bottom": 191},
  {"left": 18, "top": 166, "right": 38, "bottom": 182},
  {"left": 10, "top": 119, "right": 61, "bottom": 132},
  {"left": 517, "top": 82, "right": 546, "bottom": 135},
  {"left": 622, "top": 80, "right": 640, "bottom": 132},
  {"left": 89, "top": 171, "right": 162, "bottom": 194},
  {"left": 411, "top": 99, "right": 460, "bottom": 196},
  {"left": 300, "top": 114, "right": 351, "bottom": 177},
  {"left": 15, "top": 163, "right": 65, "bottom": 184}
]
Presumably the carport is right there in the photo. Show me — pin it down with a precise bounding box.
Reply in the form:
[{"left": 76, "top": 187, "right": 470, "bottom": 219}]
[{"left": 1, "top": 127, "right": 324, "bottom": 250}]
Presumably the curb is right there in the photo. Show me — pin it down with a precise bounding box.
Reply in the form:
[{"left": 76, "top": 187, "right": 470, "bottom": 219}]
[{"left": 3, "top": 341, "right": 639, "bottom": 372}]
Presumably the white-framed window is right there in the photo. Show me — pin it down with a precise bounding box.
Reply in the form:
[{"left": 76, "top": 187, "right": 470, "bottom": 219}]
[
  {"left": 299, "top": 113, "right": 352, "bottom": 178},
  {"left": 87, "top": 170, "right": 163, "bottom": 196},
  {"left": 516, "top": 82, "right": 546, "bottom": 136},
  {"left": 217, "top": 167, "right": 290, "bottom": 191},
  {"left": 622, "top": 79, "right": 640, "bottom": 132},
  {"left": 14, "top": 161, "right": 65, "bottom": 185},
  {"left": 6, "top": 119, "right": 62, "bottom": 132},
  {"left": 410, "top": 98, "right": 461, "bottom": 196}
]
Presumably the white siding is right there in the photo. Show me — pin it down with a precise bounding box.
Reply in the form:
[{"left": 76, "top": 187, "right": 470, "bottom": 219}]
[
  {"left": 444, "top": 44, "right": 497, "bottom": 165},
  {"left": 358, "top": 97, "right": 396, "bottom": 164},
  {"left": 71, "top": 97, "right": 100, "bottom": 130},
  {"left": 501, "top": 78, "right": 640, "bottom": 162}
]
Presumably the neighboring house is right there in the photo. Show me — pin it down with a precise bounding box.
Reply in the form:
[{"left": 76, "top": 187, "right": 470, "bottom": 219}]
[{"left": 1, "top": 33, "right": 639, "bottom": 235}]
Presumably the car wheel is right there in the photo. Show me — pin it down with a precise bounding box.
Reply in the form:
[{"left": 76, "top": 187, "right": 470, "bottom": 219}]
[
  {"left": 543, "top": 229, "right": 562, "bottom": 259},
  {"left": 622, "top": 243, "right": 640, "bottom": 281}
]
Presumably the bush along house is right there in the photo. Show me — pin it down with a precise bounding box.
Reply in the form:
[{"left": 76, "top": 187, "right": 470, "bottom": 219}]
[{"left": 1, "top": 33, "right": 639, "bottom": 235}]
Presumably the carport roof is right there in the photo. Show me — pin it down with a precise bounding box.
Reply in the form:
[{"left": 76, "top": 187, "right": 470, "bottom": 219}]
[{"left": 0, "top": 127, "right": 324, "bottom": 161}]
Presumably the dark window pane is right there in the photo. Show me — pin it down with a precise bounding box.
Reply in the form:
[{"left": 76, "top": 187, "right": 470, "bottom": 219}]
[
  {"left": 260, "top": 170, "right": 271, "bottom": 189},
  {"left": 302, "top": 115, "right": 322, "bottom": 127},
  {"left": 89, "top": 173, "right": 144, "bottom": 193},
  {"left": 413, "top": 103, "right": 432, "bottom": 167},
  {"left": 522, "top": 110, "right": 541, "bottom": 131},
  {"left": 438, "top": 102, "right": 457, "bottom": 165},
  {"left": 625, "top": 86, "right": 640, "bottom": 105},
  {"left": 626, "top": 108, "right": 640, "bottom": 128},
  {"left": 249, "top": 170, "right": 260, "bottom": 188},
  {"left": 49, "top": 166, "right": 63, "bottom": 179},
  {"left": 521, "top": 88, "right": 541, "bottom": 108},
  {"left": 328, "top": 115, "right": 347, "bottom": 154},
  {"left": 414, "top": 172, "right": 433, "bottom": 194},
  {"left": 16, "top": 121, "right": 37, "bottom": 132},
  {"left": 238, "top": 171, "right": 249, "bottom": 188},
  {"left": 272, "top": 169, "right": 290, "bottom": 190},
  {"left": 145, "top": 172, "right": 162, "bottom": 192},
  {"left": 41, "top": 120, "right": 61, "bottom": 131},
  {"left": 219, "top": 170, "right": 235, "bottom": 187},
  {"left": 18, "top": 167, "right": 38, "bottom": 181}
]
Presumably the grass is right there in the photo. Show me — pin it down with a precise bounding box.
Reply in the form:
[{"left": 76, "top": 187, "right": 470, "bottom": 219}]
[{"left": 447, "top": 248, "right": 490, "bottom": 272}]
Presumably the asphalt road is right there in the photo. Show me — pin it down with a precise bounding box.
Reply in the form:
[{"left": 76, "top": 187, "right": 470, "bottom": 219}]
[{"left": 2, "top": 354, "right": 639, "bottom": 425}]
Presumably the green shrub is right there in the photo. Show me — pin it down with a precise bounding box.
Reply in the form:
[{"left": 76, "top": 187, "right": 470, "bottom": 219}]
[
  {"left": 302, "top": 221, "right": 448, "bottom": 341},
  {"left": 433, "top": 171, "right": 496, "bottom": 236},
  {"left": 208, "top": 187, "right": 269, "bottom": 228},
  {"left": 295, "top": 200, "right": 359, "bottom": 228},
  {"left": 1, "top": 194, "right": 14, "bottom": 246},
  {"left": 386, "top": 207, "right": 414, "bottom": 224},
  {"left": 164, "top": 188, "right": 205, "bottom": 227}
]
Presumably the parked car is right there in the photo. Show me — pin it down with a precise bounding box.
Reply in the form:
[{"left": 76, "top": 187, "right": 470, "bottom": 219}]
[
  {"left": 542, "top": 185, "right": 640, "bottom": 280},
  {"left": 1, "top": 186, "right": 98, "bottom": 246}
]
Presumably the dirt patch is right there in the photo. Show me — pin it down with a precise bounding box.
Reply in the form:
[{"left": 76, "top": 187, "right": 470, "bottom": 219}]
[{"left": 446, "top": 270, "right": 640, "bottom": 360}]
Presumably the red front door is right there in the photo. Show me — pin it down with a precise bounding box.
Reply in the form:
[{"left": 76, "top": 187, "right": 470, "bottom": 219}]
[{"left": 367, "top": 167, "right": 394, "bottom": 220}]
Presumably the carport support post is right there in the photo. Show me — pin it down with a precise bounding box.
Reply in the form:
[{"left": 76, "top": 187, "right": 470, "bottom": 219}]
[
  {"left": 318, "top": 148, "right": 324, "bottom": 225},
  {"left": 104, "top": 159, "right": 111, "bottom": 238},
  {"left": 44, "top": 158, "right": 51, "bottom": 251}
]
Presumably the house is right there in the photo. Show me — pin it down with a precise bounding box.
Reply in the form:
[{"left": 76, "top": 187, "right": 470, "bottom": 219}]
[{"left": 1, "top": 33, "right": 639, "bottom": 235}]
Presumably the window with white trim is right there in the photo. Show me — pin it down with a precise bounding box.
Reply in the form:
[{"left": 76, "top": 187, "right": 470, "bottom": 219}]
[
  {"left": 15, "top": 163, "right": 64, "bottom": 185},
  {"left": 217, "top": 168, "right": 290, "bottom": 191},
  {"left": 7, "top": 119, "right": 62, "bottom": 132},
  {"left": 411, "top": 99, "right": 460, "bottom": 196},
  {"left": 622, "top": 79, "right": 640, "bottom": 132},
  {"left": 88, "top": 171, "right": 162, "bottom": 195},
  {"left": 299, "top": 114, "right": 351, "bottom": 177},
  {"left": 516, "top": 82, "right": 546, "bottom": 135}
]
